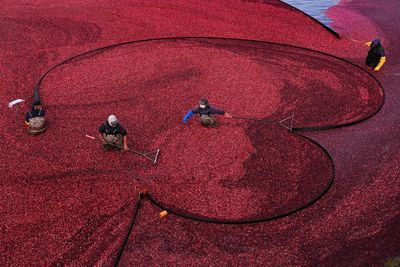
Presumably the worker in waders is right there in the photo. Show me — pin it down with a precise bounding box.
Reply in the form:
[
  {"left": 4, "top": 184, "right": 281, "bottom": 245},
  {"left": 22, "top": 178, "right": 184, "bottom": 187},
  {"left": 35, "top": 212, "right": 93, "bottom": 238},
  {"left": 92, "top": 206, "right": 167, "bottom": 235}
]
[
  {"left": 365, "top": 39, "right": 386, "bottom": 71},
  {"left": 98, "top": 115, "right": 129, "bottom": 151},
  {"left": 183, "top": 97, "right": 232, "bottom": 127},
  {"left": 25, "top": 100, "right": 46, "bottom": 135}
]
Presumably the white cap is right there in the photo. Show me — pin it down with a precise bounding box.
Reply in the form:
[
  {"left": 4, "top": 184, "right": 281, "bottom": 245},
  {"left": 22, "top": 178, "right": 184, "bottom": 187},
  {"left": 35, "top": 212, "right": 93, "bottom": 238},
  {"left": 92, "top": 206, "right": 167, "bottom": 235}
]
[{"left": 108, "top": 114, "right": 118, "bottom": 127}]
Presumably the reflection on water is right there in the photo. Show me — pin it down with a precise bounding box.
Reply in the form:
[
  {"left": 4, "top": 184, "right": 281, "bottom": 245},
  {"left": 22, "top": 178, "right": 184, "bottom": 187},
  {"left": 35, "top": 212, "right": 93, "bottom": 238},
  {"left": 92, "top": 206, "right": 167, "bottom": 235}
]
[{"left": 281, "top": 0, "right": 339, "bottom": 26}]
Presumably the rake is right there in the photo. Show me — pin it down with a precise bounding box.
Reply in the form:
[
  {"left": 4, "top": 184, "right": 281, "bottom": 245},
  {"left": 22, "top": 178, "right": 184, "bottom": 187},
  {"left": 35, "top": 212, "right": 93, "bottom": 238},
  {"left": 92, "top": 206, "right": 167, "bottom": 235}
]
[
  {"left": 232, "top": 113, "right": 295, "bottom": 132},
  {"left": 85, "top": 134, "right": 160, "bottom": 165}
]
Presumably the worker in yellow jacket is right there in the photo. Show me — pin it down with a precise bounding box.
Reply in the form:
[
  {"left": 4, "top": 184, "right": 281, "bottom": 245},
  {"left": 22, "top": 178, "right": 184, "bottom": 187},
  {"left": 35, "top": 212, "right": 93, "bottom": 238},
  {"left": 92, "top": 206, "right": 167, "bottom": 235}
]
[{"left": 365, "top": 39, "right": 386, "bottom": 71}]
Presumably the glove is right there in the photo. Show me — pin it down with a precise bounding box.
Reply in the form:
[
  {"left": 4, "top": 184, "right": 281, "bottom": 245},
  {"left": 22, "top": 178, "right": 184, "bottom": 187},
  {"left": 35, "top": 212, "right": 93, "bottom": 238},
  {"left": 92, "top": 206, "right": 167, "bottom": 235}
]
[
  {"left": 374, "top": 56, "right": 386, "bottom": 71},
  {"left": 183, "top": 110, "right": 194, "bottom": 123}
]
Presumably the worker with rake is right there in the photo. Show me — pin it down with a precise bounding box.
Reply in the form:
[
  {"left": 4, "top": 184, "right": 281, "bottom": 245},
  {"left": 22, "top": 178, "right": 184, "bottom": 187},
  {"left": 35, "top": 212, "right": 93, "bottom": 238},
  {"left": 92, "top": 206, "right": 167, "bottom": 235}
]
[
  {"left": 98, "top": 114, "right": 129, "bottom": 151},
  {"left": 183, "top": 97, "right": 232, "bottom": 127}
]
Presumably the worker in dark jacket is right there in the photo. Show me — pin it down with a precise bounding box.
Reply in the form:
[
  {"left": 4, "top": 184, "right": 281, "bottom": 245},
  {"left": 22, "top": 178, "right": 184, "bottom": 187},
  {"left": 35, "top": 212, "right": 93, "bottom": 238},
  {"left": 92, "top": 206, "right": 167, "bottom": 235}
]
[
  {"left": 25, "top": 100, "right": 46, "bottom": 135},
  {"left": 365, "top": 39, "right": 386, "bottom": 71},
  {"left": 98, "top": 115, "right": 129, "bottom": 151},
  {"left": 183, "top": 97, "right": 232, "bottom": 127}
]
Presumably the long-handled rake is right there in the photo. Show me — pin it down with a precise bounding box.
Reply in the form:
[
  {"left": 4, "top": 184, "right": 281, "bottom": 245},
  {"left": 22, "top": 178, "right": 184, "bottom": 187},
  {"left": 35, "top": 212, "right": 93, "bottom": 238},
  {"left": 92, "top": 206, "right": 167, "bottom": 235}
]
[
  {"left": 232, "top": 113, "right": 295, "bottom": 132},
  {"left": 344, "top": 37, "right": 363, "bottom": 44},
  {"left": 85, "top": 134, "right": 160, "bottom": 165}
]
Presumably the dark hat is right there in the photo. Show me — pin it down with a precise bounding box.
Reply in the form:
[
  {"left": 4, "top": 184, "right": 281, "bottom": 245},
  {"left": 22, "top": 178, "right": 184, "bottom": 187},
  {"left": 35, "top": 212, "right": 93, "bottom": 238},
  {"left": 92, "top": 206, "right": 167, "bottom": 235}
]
[
  {"left": 199, "top": 97, "right": 208, "bottom": 106},
  {"left": 33, "top": 100, "right": 42, "bottom": 106},
  {"left": 371, "top": 39, "right": 381, "bottom": 48}
]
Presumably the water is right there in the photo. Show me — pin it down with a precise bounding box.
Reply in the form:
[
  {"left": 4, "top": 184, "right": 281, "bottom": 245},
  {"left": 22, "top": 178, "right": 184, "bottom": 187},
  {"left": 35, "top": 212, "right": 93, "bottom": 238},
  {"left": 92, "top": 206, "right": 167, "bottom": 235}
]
[{"left": 281, "top": 0, "right": 339, "bottom": 27}]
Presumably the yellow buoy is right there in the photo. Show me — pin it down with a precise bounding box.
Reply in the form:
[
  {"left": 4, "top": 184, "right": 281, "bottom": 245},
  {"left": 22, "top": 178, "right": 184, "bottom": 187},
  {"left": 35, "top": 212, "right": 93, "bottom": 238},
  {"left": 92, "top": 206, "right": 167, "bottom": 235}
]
[{"left": 159, "top": 210, "right": 168, "bottom": 218}]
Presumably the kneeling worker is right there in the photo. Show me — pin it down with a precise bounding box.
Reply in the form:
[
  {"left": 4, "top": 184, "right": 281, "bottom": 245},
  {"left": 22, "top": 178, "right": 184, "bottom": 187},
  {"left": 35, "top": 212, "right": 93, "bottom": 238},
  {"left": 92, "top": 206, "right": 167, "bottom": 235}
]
[
  {"left": 183, "top": 97, "right": 232, "bottom": 127},
  {"left": 98, "top": 114, "right": 129, "bottom": 151},
  {"left": 25, "top": 100, "right": 46, "bottom": 135},
  {"left": 365, "top": 39, "right": 386, "bottom": 71}
]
